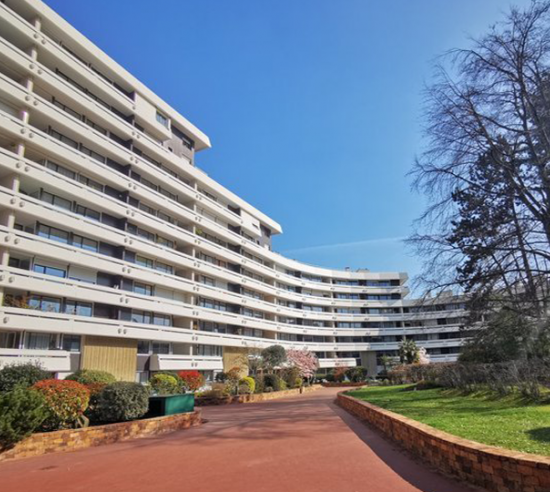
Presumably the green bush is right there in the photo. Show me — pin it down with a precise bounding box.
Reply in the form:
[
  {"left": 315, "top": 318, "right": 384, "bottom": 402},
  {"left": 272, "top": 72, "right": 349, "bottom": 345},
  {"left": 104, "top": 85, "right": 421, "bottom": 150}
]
[
  {"left": 215, "top": 372, "right": 228, "bottom": 383},
  {"left": 293, "top": 377, "right": 304, "bottom": 388},
  {"left": 0, "top": 386, "right": 48, "bottom": 449},
  {"left": 0, "top": 363, "right": 51, "bottom": 392},
  {"left": 281, "top": 366, "right": 300, "bottom": 388},
  {"left": 94, "top": 382, "right": 149, "bottom": 422},
  {"left": 279, "top": 379, "right": 288, "bottom": 390},
  {"left": 149, "top": 373, "right": 181, "bottom": 395},
  {"left": 66, "top": 369, "right": 116, "bottom": 385},
  {"left": 346, "top": 367, "right": 367, "bottom": 383},
  {"left": 239, "top": 376, "right": 256, "bottom": 394},
  {"left": 198, "top": 382, "right": 231, "bottom": 399},
  {"left": 33, "top": 379, "right": 90, "bottom": 430},
  {"left": 263, "top": 374, "right": 282, "bottom": 391}
]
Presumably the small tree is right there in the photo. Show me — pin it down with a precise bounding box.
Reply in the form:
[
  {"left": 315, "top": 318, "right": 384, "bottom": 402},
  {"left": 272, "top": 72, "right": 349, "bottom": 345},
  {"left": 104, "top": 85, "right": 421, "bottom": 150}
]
[
  {"left": 379, "top": 355, "right": 395, "bottom": 375},
  {"left": 286, "top": 349, "right": 319, "bottom": 383},
  {"left": 398, "top": 339, "right": 420, "bottom": 365},
  {"left": 261, "top": 345, "right": 287, "bottom": 373}
]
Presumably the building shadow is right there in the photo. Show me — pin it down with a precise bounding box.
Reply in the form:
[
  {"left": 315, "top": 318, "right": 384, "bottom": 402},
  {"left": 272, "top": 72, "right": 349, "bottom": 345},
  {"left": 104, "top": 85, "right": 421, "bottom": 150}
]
[{"left": 330, "top": 399, "right": 478, "bottom": 492}]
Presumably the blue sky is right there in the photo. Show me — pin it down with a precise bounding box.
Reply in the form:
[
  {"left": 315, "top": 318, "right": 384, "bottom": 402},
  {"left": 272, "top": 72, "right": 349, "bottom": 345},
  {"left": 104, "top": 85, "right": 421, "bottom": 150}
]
[{"left": 45, "top": 0, "right": 530, "bottom": 280}]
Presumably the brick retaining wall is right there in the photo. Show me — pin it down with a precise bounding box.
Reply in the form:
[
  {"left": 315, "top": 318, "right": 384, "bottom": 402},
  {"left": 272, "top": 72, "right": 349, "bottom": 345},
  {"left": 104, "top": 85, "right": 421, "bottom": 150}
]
[
  {"left": 337, "top": 392, "right": 550, "bottom": 492},
  {"left": 321, "top": 382, "right": 366, "bottom": 388},
  {"left": 0, "top": 410, "right": 202, "bottom": 463},
  {"left": 196, "top": 384, "right": 321, "bottom": 406}
]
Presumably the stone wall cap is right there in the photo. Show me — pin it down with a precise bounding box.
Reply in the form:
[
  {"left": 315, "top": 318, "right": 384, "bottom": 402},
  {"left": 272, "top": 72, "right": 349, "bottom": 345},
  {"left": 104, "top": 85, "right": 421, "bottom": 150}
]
[{"left": 338, "top": 392, "right": 550, "bottom": 466}]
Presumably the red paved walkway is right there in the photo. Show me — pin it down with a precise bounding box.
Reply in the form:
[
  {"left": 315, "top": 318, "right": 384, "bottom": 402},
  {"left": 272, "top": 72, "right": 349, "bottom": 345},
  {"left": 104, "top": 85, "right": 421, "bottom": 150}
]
[{"left": 0, "top": 387, "right": 475, "bottom": 492}]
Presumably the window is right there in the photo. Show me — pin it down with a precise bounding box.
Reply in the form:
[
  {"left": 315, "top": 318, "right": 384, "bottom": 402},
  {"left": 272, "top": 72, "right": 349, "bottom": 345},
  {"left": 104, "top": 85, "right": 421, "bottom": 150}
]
[
  {"left": 158, "top": 211, "right": 174, "bottom": 224},
  {"left": 199, "top": 298, "right": 227, "bottom": 311},
  {"left": 136, "top": 255, "right": 154, "bottom": 269},
  {"left": 40, "top": 191, "right": 72, "bottom": 211},
  {"left": 195, "top": 344, "right": 222, "bottom": 357},
  {"left": 137, "top": 341, "right": 150, "bottom": 354},
  {"left": 49, "top": 128, "right": 78, "bottom": 148},
  {"left": 33, "top": 264, "right": 67, "bottom": 278},
  {"left": 134, "top": 282, "right": 153, "bottom": 296},
  {"left": 200, "top": 276, "right": 215, "bottom": 287},
  {"left": 64, "top": 300, "right": 92, "bottom": 317},
  {"left": 26, "top": 332, "right": 57, "bottom": 350},
  {"left": 131, "top": 310, "right": 152, "bottom": 324},
  {"left": 85, "top": 118, "right": 107, "bottom": 135},
  {"left": 156, "top": 235, "right": 174, "bottom": 248},
  {"left": 199, "top": 322, "right": 226, "bottom": 333},
  {"left": 156, "top": 111, "right": 169, "bottom": 127},
  {"left": 28, "top": 295, "right": 62, "bottom": 313},
  {"left": 127, "top": 225, "right": 155, "bottom": 242},
  {"left": 45, "top": 160, "right": 76, "bottom": 180},
  {"left": 152, "top": 342, "right": 170, "bottom": 354},
  {"left": 80, "top": 145, "right": 105, "bottom": 163},
  {"left": 62, "top": 334, "right": 81, "bottom": 352},
  {"left": 155, "top": 261, "right": 173, "bottom": 274},
  {"left": 140, "top": 176, "right": 158, "bottom": 192},
  {"left": 37, "top": 224, "right": 69, "bottom": 244},
  {"left": 75, "top": 205, "right": 100, "bottom": 221},
  {"left": 78, "top": 175, "right": 103, "bottom": 192},
  {"left": 72, "top": 234, "right": 99, "bottom": 252},
  {"left": 159, "top": 187, "right": 177, "bottom": 201},
  {"left": 52, "top": 98, "right": 82, "bottom": 120},
  {"left": 139, "top": 203, "right": 156, "bottom": 215},
  {"left": 153, "top": 314, "right": 171, "bottom": 326}
]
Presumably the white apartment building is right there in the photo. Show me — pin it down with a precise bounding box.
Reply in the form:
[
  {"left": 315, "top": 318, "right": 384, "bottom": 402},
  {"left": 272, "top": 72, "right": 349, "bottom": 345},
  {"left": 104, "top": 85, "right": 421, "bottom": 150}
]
[{"left": 0, "top": 0, "right": 468, "bottom": 381}]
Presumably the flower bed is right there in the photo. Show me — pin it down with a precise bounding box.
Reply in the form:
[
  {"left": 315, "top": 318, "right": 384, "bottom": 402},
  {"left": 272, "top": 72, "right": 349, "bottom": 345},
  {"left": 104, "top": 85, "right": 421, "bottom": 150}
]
[
  {"left": 196, "top": 384, "right": 322, "bottom": 406},
  {"left": 0, "top": 410, "right": 202, "bottom": 463}
]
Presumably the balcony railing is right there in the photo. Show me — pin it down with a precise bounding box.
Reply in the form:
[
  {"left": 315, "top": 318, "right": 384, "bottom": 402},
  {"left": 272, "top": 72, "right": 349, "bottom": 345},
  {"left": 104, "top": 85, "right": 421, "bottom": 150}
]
[
  {"left": 0, "top": 348, "right": 71, "bottom": 372},
  {"left": 149, "top": 354, "right": 223, "bottom": 371}
]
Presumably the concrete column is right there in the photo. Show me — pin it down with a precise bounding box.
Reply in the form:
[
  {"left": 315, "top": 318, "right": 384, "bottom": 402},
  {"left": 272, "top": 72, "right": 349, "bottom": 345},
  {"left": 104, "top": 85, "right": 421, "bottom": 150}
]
[
  {"left": 19, "top": 109, "right": 29, "bottom": 125},
  {"left": 0, "top": 248, "right": 9, "bottom": 266},
  {"left": 15, "top": 142, "right": 25, "bottom": 157},
  {"left": 23, "top": 77, "right": 34, "bottom": 92},
  {"left": 26, "top": 45, "right": 38, "bottom": 61}
]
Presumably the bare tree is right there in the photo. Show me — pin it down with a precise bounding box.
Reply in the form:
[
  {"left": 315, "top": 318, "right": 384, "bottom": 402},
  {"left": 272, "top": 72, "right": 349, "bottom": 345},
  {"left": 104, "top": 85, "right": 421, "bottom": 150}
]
[{"left": 410, "top": 0, "right": 550, "bottom": 324}]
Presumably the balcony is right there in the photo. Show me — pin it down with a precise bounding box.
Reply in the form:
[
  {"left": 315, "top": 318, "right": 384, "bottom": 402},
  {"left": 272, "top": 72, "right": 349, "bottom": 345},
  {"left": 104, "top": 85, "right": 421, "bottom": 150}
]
[
  {"left": 318, "top": 358, "right": 357, "bottom": 369},
  {"left": 149, "top": 354, "right": 223, "bottom": 371},
  {"left": 0, "top": 348, "right": 71, "bottom": 372}
]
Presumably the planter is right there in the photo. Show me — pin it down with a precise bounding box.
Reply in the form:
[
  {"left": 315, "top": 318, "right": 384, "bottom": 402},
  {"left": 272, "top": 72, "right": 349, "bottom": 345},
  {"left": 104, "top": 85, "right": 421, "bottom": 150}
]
[
  {"left": 0, "top": 410, "right": 202, "bottom": 463},
  {"left": 148, "top": 393, "right": 195, "bottom": 416},
  {"left": 196, "top": 385, "right": 322, "bottom": 406}
]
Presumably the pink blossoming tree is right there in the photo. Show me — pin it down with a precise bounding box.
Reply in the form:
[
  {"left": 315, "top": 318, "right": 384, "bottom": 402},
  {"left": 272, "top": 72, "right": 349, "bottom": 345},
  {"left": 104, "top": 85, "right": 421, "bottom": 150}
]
[{"left": 287, "top": 349, "right": 319, "bottom": 382}]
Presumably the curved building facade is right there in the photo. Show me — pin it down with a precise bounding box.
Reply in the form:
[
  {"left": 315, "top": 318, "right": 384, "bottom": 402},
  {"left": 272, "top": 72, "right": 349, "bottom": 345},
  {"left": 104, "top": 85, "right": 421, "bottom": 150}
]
[{"left": 0, "top": 0, "right": 468, "bottom": 381}]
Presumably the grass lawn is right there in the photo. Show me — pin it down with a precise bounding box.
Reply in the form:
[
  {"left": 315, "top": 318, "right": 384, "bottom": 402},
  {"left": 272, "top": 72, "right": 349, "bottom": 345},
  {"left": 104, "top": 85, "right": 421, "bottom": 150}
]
[{"left": 348, "top": 385, "right": 550, "bottom": 456}]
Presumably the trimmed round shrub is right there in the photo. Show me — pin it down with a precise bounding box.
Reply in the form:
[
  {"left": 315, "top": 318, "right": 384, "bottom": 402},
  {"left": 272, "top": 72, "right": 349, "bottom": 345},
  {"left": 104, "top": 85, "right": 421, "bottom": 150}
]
[
  {"left": 0, "top": 386, "right": 48, "bottom": 450},
  {"left": 33, "top": 379, "right": 90, "bottom": 431},
  {"left": 263, "top": 374, "right": 282, "bottom": 392},
  {"left": 238, "top": 376, "right": 256, "bottom": 394},
  {"left": 83, "top": 382, "right": 109, "bottom": 421},
  {"left": 178, "top": 370, "right": 205, "bottom": 392},
  {"left": 95, "top": 382, "right": 149, "bottom": 422},
  {"left": 294, "top": 377, "right": 304, "bottom": 388},
  {"left": 66, "top": 369, "right": 116, "bottom": 385},
  {"left": 149, "top": 374, "right": 180, "bottom": 395},
  {"left": 0, "top": 362, "right": 51, "bottom": 392}
]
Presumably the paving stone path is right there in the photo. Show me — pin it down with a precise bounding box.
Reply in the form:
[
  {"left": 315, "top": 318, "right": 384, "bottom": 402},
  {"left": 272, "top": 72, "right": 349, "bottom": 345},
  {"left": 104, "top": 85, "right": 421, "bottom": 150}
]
[{"left": 0, "top": 387, "right": 477, "bottom": 492}]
